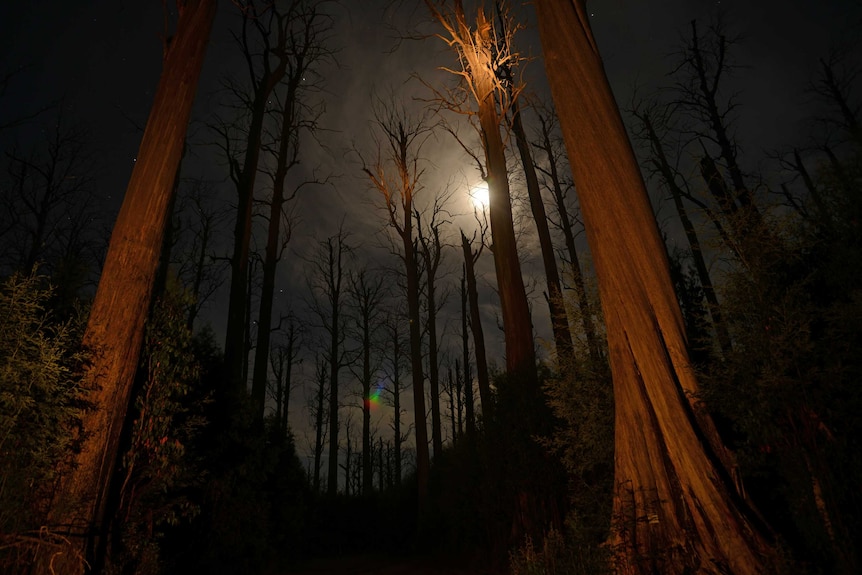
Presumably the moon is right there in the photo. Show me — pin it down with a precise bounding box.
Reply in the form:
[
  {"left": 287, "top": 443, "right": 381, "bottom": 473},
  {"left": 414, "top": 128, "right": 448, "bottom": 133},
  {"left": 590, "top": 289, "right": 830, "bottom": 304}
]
[{"left": 470, "top": 181, "right": 489, "bottom": 209}]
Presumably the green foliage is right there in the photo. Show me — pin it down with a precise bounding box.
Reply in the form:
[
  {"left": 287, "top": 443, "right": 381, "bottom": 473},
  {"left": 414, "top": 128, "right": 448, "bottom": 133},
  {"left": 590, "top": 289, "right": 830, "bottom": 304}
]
[
  {"left": 541, "top": 358, "right": 613, "bottom": 549},
  {"left": 0, "top": 272, "right": 87, "bottom": 571},
  {"left": 169, "top": 393, "right": 312, "bottom": 575},
  {"left": 508, "top": 527, "right": 610, "bottom": 575},
  {"left": 700, "top": 152, "right": 862, "bottom": 573},
  {"left": 426, "top": 368, "right": 569, "bottom": 568},
  {"left": 106, "top": 281, "right": 210, "bottom": 575}
]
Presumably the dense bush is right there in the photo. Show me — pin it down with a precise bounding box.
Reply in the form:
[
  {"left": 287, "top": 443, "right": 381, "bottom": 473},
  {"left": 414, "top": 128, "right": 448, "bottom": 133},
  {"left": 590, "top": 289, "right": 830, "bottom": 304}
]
[{"left": 0, "top": 273, "right": 88, "bottom": 572}]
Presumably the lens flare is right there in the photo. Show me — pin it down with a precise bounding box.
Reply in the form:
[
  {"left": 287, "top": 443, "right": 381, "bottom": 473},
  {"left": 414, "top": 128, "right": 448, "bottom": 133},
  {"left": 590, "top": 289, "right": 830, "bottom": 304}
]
[{"left": 365, "top": 380, "right": 384, "bottom": 409}]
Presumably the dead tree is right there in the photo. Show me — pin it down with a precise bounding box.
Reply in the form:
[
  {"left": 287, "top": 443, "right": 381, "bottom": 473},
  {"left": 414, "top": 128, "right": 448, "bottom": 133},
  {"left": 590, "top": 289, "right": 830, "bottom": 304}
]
[
  {"left": 306, "top": 228, "right": 352, "bottom": 497},
  {"left": 460, "top": 226, "right": 491, "bottom": 420},
  {"left": 630, "top": 100, "right": 732, "bottom": 357},
  {"left": 380, "top": 311, "right": 411, "bottom": 488},
  {"left": 269, "top": 313, "right": 304, "bottom": 440},
  {"left": 309, "top": 352, "right": 329, "bottom": 493},
  {"left": 532, "top": 109, "right": 601, "bottom": 365},
  {"left": 250, "top": 0, "right": 332, "bottom": 420},
  {"left": 415, "top": 198, "right": 449, "bottom": 459},
  {"left": 347, "top": 269, "right": 386, "bottom": 496},
  {"left": 362, "top": 100, "right": 433, "bottom": 512},
  {"left": 217, "top": 0, "right": 295, "bottom": 393},
  {"left": 426, "top": 0, "right": 536, "bottom": 380}
]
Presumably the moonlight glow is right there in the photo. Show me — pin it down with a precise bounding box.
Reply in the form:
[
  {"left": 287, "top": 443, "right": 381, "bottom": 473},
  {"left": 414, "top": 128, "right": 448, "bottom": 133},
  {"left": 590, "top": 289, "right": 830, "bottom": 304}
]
[{"left": 470, "top": 182, "right": 489, "bottom": 209}]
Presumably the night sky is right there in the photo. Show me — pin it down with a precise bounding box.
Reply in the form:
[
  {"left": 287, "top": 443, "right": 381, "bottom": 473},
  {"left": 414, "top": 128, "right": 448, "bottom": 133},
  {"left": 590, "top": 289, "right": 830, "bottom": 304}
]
[{"left": 1, "top": 0, "right": 857, "bottom": 460}]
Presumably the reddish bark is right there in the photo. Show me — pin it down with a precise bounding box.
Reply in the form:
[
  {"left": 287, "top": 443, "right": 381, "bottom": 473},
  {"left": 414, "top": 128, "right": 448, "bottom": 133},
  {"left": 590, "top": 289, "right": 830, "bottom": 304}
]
[
  {"left": 34, "top": 2, "right": 216, "bottom": 573},
  {"left": 534, "top": 2, "right": 775, "bottom": 573}
]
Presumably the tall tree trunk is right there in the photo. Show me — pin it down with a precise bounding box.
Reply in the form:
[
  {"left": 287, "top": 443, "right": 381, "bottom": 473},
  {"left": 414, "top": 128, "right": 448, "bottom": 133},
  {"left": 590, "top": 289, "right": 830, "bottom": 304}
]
[
  {"left": 281, "top": 332, "right": 296, "bottom": 439},
  {"left": 242, "top": 256, "right": 255, "bottom": 386},
  {"left": 251, "top": 69, "right": 301, "bottom": 419},
  {"left": 460, "top": 233, "right": 491, "bottom": 420},
  {"left": 34, "top": 3, "right": 216, "bottom": 573},
  {"left": 378, "top": 437, "right": 385, "bottom": 492},
  {"left": 510, "top": 98, "right": 574, "bottom": 365},
  {"left": 447, "top": 365, "right": 461, "bottom": 445},
  {"left": 427, "top": 1, "right": 535, "bottom": 378},
  {"left": 535, "top": 3, "right": 775, "bottom": 573},
  {"left": 186, "top": 194, "right": 212, "bottom": 332},
  {"left": 476, "top": 74, "right": 535, "bottom": 379},
  {"left": 635, "top": 109, "right": 732, "bottom": 357},
  {"left": 363, "top": 111, "right": 431, "bottom": 514},
  {"left": 362, "top": 319, "right": 372, "bottom": 495},
  {"left": 533, "top": 113, "right": 601, "bottom": 364},
  {"left": 223, "top": 3, "right": 290, "bottom": 394},
  {"left": 352, "top": 271, "right": 383, "bottom": 497},
  {"left": 405, "top": 237, "right": 429, "bottom": 509},
  {"left": 460, "top": 265, "right": 475, "bottom": 435},
  {"left": 326, "top": 236, "right": 346, "bottom": 497},
  {"left": 274, "top": 351, "right": 284, "bottom": 431},
  {"left": 313, "top": 354, "right": 326, "bottom": 493},
  {"left": 417, "top": 212, "right": 444, "bottom": 459}
]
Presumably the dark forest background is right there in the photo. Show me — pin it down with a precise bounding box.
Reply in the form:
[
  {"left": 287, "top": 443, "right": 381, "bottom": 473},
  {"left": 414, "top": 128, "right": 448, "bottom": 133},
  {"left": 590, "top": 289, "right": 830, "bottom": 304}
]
[{"left": 1, "top": 1, "right": 861, "bottom": 574}]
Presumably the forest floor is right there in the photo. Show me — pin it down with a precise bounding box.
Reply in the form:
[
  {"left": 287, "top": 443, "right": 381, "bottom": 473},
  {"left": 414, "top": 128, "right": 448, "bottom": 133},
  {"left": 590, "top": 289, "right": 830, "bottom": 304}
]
[{"left": 287, "top": 553, "right": 500, "bottom": 575}]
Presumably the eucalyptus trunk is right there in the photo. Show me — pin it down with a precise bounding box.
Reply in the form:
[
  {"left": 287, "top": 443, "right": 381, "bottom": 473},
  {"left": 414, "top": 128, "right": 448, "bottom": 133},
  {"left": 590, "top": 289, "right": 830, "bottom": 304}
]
[
  {"left": 34, "top": 3, "right": 216, "bottom": 573},
  {"left": 535, "top": 2, "right": 775, "bottom": 573}
]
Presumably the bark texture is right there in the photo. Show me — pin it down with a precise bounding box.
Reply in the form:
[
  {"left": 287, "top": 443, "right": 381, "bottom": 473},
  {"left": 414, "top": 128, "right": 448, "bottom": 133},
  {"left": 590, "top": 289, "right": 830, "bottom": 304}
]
[
  {"left": 34, "top": 2, "right": 216, "bottom": 573},
  {"left": 534, "top": 2, "right": 774, "bottom": 573}
]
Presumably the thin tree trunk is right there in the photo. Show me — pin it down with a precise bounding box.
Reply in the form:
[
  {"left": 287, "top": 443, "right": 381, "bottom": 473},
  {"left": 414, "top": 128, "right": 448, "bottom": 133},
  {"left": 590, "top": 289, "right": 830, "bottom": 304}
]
[
  {"left": 460, "top": 234, "right": 491, "bottom": 420},
  {"left": 223, "top": 5, "right": 290, "bottom": 394},
  {"left": 251, "top": 69, "right": 301, "bottom": 419},
  {"left": 389, "top": 321, "right": 403, "bottom": 487},
  {"left": 186, "top": 197, "right": 212, "bottom": 331},
  {"left": 362, "top": 341, "right": 372, "bottom": 495},
  {"left": 448, "top": 365, "right": 461, "bottom": 445},
  {"left": 327, "top": 237, "right": 345, "bottom": 497},
  {"left": 636, "top": 110, "right": 732, "bottom": 357},
  {"left": 34, "top": 3, "right": 216, "bottom": 573},
  {"left": 363, "top": 112, "right": 431, "bottom": 514},
  {"left": 405, "top": 238, "right": 429, "bottom": 509},
  {"left": 417, "top": 213, "right": 444, "bottom": 459},
  {"left": 282, "top": 343, "right": 294, "bottom": 438},
  {"left": 242, "top": 256, "right": 255, "bottom": 387},
  {"left": 534, "top": 113, "right": 601, "bottom": 363},
  {"left": 313, "top": 354, "right": 326, "bottom": 493},
  {"left": 535, "top": 3, "right": 775, "bottom": 573},
  {"left": 510, "top": 98, "right": 574, "bottom": 365}
]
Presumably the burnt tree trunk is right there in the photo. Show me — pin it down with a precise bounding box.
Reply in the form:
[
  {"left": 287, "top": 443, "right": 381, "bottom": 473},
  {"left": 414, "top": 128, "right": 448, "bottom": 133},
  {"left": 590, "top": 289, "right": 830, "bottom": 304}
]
[
  {"left": 313, "top": 354, "right": 326, "bottom": 493},
  {"left": 460, "top": 232, "right": 491, "bottom": 420},
  {"left": 533, "top": 112, "right": 601, "bottom": 364},
  {"left": 510, "top": 98, "right": 574, "bottom": 366},
  {"left": 363, "top": 110, "right": 431, "bottom": 513},
  {"left": 417, "top": 211, "right": 444, "bottom": 459},
  {"left": 635, "top": 108, "right": 732, "bottom": 357},
  {"left": 223, "top": 2, "right": 291, "bottom": 393},
  {"left": 427, "top": 1, "right": 535, "bottom": 379}
]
